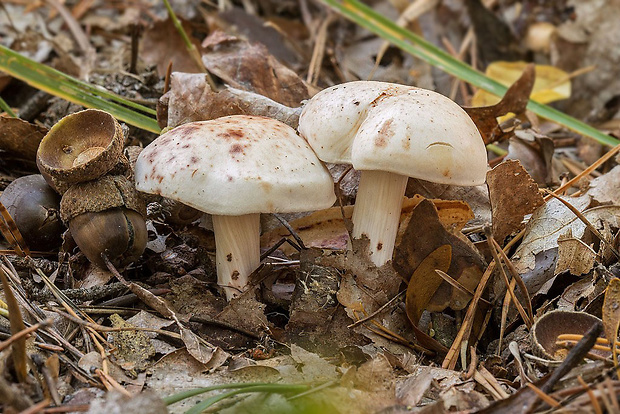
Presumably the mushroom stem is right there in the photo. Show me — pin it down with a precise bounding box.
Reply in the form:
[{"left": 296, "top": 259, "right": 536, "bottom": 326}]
[
  {"left": 212, "top": 213, "right": 260, "bottom": 300},
  {"left": 351, "top": 170, "right": 408, "bottom": 266}
]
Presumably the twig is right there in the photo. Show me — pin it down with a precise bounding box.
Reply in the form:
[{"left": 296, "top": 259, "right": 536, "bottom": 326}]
[
  {"left": 347, "top": 290, "right": 405, "bottom": 328},
  {"left": 0, "top": 319, "right": 51, "bottom": 352},
  {"left": 544, "top": 190, "right": 620, "bottom": 260},
  {"left": 546, "top": 143, "right": 620, "bottom": 199},
  {"left": 273, "top": 213, "right": 306, "bottom": 250}
]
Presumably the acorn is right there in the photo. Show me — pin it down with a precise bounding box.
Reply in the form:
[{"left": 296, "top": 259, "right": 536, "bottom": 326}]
[
  {"left": 37, "top": 109, "right": 125, "bottom": 188},
  {"left": 60, "top": 175, "right": 147, "bottom": 268},
  {"left": 0, "top": 175, "right": 64, "bottom": 251}
]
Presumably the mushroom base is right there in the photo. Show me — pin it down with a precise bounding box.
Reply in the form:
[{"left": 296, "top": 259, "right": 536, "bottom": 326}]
[
  {"left": 351, "top": 170, "right": 408, "bottom": 266},
  {"left": 212, "top": 213, "right": 260, "bottom": 300}
]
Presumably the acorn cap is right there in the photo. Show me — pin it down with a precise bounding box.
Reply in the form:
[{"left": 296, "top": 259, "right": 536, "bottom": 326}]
[
  {"left": 298, "top": 81, "right": 488, "bottom": 186},
  {"left": 531, "top": 310, "right": 607, "bottom": 360},
  {"left": 60, "top": 175, "right": 145, "bottom": 224},
  {"left": 37, "top": 109, "right": 124, "bottom": 184}
]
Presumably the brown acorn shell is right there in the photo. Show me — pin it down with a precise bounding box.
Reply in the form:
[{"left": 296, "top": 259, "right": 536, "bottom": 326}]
[
  {"left": 68, "top": 208, "right": 147, "bottom": 268},
  {"left": 37, "top": 109, "right": 124, "bottom": 184},
  {"left": 60, "top": 175, "right": 145, "bottom": 224}
]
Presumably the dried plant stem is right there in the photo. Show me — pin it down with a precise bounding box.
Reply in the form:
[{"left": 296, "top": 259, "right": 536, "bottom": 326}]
[
  {"left": 161, "top": 0, "right": 216, "bottom": 91},
  {"left": 544, "top": 190, "right": 620, "bottom": 260},
  {"left": 547, "top": 143, "right": 620, "bottom": 199}
]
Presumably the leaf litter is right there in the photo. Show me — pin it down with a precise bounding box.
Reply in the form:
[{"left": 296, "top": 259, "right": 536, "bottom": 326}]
[{"left": 2, "top": 1, "right": 620, "bottom": 413}]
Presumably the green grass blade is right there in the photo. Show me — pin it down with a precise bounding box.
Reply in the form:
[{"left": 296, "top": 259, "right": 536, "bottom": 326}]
[
  {"left": 185, "top": 384, "right": 309, "bottom": 414},
  {"left": 0, "top": 46, "right": 160, "bottom": 133},
  {"left": 163, "top": 382, "right": 277, "bottom": 405},
  {"left": 0, "top": 96, "right": 16, "bottom": 117},
  {"left": 321, "top": 0, "right": 619, "bottom": 147}
]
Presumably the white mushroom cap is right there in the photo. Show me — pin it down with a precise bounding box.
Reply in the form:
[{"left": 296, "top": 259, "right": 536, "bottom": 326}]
[
  {"left": 135, "top": 115, "right": 336, "bottom": 214},
  {"left": 299, "top": 81, "right": 488, "bottom": 186}
]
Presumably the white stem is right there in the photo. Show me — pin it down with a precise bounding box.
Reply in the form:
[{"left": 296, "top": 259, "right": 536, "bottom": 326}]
[
  {"left": 212, "top": 214, "right": 260, "bottom": 300},
  {"left": 351, "top": 170, "right": 408, "bottom": 266}
]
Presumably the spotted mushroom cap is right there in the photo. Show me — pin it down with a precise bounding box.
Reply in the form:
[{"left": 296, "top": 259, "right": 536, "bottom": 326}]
[
  {"left": 298, "top": 81, "right": 488, "bottom": 186},
  {"left": 135, "top": 115, "right": 336, "bottom": 215}
]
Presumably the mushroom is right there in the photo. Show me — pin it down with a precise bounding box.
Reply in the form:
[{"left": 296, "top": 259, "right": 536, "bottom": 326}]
[
  {"left": 135, "top": 115, "right": 336, "bottom": 299},
  {"left": 298, "top": 81, "right": 488, "bottom": 266}
]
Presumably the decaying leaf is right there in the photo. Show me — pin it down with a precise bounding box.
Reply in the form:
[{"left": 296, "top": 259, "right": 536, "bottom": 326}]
[
  {"left": 486, "top": 160, "right": 545, "bottom": 244},
  {"left": 555, "top": 228, "right": 596, "bottom": 276},
  {"left": 405, "top": 245, "right": 451, "bottom": 325},
  {"left": 108, "top": 314, "right": 156, "bottom": 372},
  {"left": 405, "top": 244, "right": 452, "bottom": 353},
  {"left": 201, "top": 31, "right": 309, "bottom": 107},
  {"left": 141, "top": 18, "right": 204, "bottom": 76},
  {"left": 0, "top": 116, "right": 48, "bottom": 163},
  {"left": 261, "top": 196, "right": 474, "bottom": 256},
  {"left": 602, "top": 278, "right": 620, "bottom": 367},
  {"left": 161, "top": 73, "right": 301, "bottom": 129},
  {"left": 394, "top": 199, "right": 486, "bottom": 311},
  {"left": 505, "top": 135, "right": 556, "bottom": 185},
  {"left": 509, "top": 195, "right": 590, "bottom": 295},
  {"left": 286, "top": 248, "right": 366, "bottom": 355},
  {"left": 472, "top": 61, "right": 571, "bottom": 108},
  {"left": 464, "top": 64, "right": 535, "bottom": 144},
  {"left": 587, "top": 165, "right": 620, "bottom": 206},
  {"left": 217, "top": 285, "right": 270, "bottom": 336}
]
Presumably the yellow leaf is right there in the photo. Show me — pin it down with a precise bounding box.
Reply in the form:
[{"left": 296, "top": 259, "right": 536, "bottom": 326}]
[{"left": 472, "top": 61, "right": 571, "bottom": 108}]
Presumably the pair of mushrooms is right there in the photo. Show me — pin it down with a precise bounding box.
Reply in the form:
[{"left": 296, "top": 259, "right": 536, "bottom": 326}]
[{"left": 136, "top": 81, "right": 488, "bottom": 299}]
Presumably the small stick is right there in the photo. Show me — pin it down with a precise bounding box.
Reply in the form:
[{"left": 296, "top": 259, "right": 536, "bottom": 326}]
[
  {"left": 347, "top": 291, "right": 405, "bottom": 328},
  {"left": 544, "top": 190, "right": 620, "bottom": 260}
]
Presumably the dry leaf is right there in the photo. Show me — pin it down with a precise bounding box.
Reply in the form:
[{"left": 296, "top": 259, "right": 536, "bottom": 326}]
[
  {"left": 161, "top": 73, "right": 301, "bottom": 129},
  {"left": 394, "top": 199, "right": 486, "bottom": 311},
  {"left": 555, "top": 229, "right": 596, "bottom": 276},
  {"left": 0, "top": 116, "right": 48, "bottom": 164},
  {"left": 405, "top": 244, "right": 451, "bottom": 353},
  {"left": 464, "top": 64, "right": 535, "bottom": 145},
  {"left": 587, "top": 165, "right": 620, "bottom": 206},
  {"left": 505, "top": 135, "right": 556, "bottom": 185},
  {"left": 602, "top": 278, "right": 620, "bottom": 367},
  {"left": 201, "top": 31, "right": 309, "bottom": 107},
  {"left": 486, "top": 160, "right": 544, "bottom": 244},
  {"left": 472, "top": 61, "right": 571, "bottom": 108},
  {"left": 510, "top": 195, "right": 590, "bottom": 295},
  {"left": 405, "top": 245, "right": 452, "bottom": 325},
  {"left": 260, "top": 196, "right": 474, "bottom": 256},
  {"left": 141, "top": 18, "right": 203, "bottom": 76}
]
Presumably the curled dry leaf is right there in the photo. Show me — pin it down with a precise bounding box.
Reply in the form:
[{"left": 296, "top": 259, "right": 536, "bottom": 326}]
[
  {"left": 201, "top": 31, "right": 309, "bottom": 107},
  {"left": 486, "top": 159, "right": 544, "bottom": 245},
  {"left": 509, "top": 195, "right": 590, "bottom": 296},
  {"left": 463, "top": 63, "right": 535, "bottom": 145},
  {"left": 505, "top": 134, "right": 556, "bottom": 186},
  {"left": 0, "top": 116, "right": 48, "bottom": 163},
  {"left": 161, "top": 73, "right": 301, "bottom": 129},
  {"left": 394, "top": 199, "right": 486, "bottom": 312}
]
